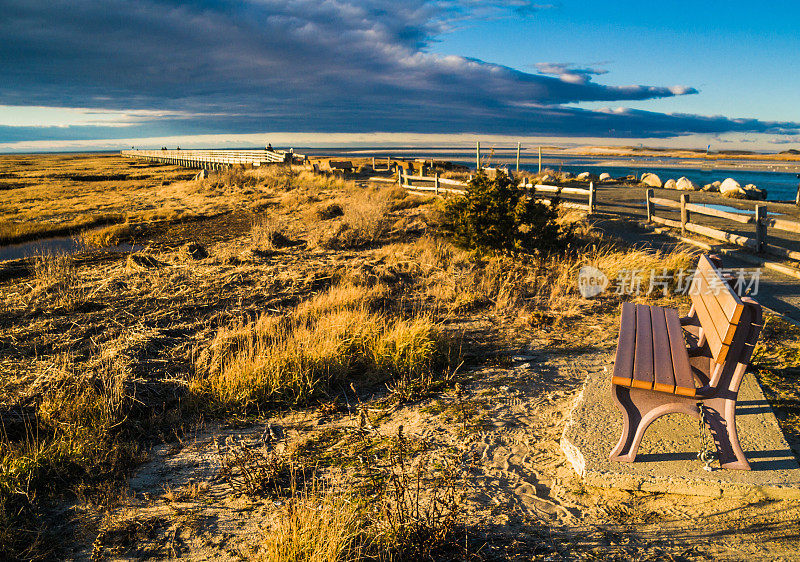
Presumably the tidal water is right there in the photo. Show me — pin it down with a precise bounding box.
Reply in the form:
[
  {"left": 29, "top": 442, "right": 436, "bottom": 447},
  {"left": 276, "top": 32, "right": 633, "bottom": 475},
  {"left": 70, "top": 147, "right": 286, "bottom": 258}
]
[{"left": 0, "top": 236, "right": 140, "bottom": 262}]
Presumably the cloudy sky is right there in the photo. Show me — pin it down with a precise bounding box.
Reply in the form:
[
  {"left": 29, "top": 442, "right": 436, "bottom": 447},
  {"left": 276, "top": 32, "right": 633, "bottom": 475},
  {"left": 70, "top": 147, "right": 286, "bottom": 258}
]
[{"left": 2, "top": 0, "right": 799, "bottom": 151}]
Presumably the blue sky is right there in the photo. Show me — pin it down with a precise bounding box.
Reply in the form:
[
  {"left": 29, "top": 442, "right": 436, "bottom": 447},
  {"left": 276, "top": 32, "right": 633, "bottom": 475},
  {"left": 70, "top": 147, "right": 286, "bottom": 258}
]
[{"left": 1, "top": 0, "right": 799, "bottom": 152}]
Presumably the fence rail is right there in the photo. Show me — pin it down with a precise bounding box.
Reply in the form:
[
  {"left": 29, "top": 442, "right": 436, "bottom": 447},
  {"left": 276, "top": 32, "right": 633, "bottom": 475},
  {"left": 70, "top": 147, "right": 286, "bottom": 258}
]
[
  {"left": 397, "top": 169, "right": 597, "bottom": 212},
  {"left": 121, "top": 148, "right": 304, "bottom": 168},
  {"left": 646, "top": 188, "right": 800, "bottom": 264}
]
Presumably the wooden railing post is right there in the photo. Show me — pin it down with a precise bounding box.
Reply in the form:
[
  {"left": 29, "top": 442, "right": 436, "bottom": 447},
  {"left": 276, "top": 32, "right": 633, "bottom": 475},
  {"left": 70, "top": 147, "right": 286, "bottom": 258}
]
[
  {"left": 680, "top": 193, "right": 690, "bottom": 234},
  {"left": 435, "top": 172, "right": 440, "bottom": 195},
  {"left": 397, "top": 167, "right": 402, "bottom": 185},
  {"left": 588, "top": 181, "right": 596, "bottom": 214},
  {"left": 646, "top": 189, "right": 654, "bottom": 222},
  {"left": 755, "top": 204, "right": 767, "bottom": 253}
]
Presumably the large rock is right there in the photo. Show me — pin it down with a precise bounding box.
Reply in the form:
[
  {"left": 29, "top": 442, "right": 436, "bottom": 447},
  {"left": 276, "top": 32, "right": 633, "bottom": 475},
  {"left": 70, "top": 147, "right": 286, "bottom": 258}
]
[
  {"left": 663, "top": 179, "right": 677, "bottom": 190},
  {"left": 193, "top": 169, "right": 209, "bottom": 181},
  {"left": 560, "top": 171, "right": 574, "bottom": 180},
  {"left": 598, "top": 172, "right": 612, "bottom": 181},
  {"left": 576, "top": 172, "right": 598, "bottom": 181},
  {"left": 640, "top": 172, "right": 662, "bottom": 188},
  {"left": 676, "top": 176, "right": 698, "bottom": 191},
  {"left": 540, "top": 174, "right": 556, "bottom": 184},
  {"left": 720, "top": 178, "right": 747, "bottom": 199},
  {"left": 743, "top": 184, "right": 767, "bottom": 200},
  {"left": 703, "top": 180, "right": 721, "bottom": 192}
]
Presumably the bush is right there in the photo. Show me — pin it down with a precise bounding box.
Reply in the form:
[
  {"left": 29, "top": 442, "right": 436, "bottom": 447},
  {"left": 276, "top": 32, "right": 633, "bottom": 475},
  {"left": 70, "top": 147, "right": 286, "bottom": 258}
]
[{"left": 444, "top": 171, "right": 571, "bottom": 254}]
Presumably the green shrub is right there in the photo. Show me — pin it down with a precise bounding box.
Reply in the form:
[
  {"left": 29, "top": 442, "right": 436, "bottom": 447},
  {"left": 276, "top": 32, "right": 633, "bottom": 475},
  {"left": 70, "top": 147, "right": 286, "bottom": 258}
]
[{"left": 444, "top": 171, "right": 571, "bottom": 254}]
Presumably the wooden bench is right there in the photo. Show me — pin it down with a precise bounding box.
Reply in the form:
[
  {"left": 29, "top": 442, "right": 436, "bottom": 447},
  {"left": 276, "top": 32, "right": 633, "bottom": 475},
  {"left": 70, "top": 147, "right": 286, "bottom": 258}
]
[
  {"left": 328, "top": 160, "right": 354, "bottom": 175},
  {"left": 609, "top": 254, "right": 763, "bottom": 470}
]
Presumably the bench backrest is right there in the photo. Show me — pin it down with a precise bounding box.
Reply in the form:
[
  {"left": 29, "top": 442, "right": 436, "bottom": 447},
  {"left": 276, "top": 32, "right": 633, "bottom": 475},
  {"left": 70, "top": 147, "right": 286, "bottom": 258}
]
[
  {"left": 329, "top": 160, "right": 353, "bottom": 170},
  {"left": 689, "top": 255, "right": 745, "bottom": 365}
]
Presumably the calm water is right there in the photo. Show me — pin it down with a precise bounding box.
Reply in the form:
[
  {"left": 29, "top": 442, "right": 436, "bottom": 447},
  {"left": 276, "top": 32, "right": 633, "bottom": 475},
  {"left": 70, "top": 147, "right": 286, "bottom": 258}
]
[
  {"left": 301, "top": 147, "right": 800, "bottom": 202},
  {"left": 0, "top": 236, "right": 140, "bottom": 262}
]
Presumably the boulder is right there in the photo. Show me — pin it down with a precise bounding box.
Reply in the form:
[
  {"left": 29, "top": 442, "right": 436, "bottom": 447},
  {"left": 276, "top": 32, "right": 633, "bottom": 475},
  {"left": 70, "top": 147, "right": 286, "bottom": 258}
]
[
  {"left": 640, "top": 173, "right": 662, "bottom": 188},
  {"left": 540, "top": 174, "right": 556, "bottom": 184},
  {"left": 663, "top": 179, "right": 677, "bottom": 190},
  {"left": 560, "top": 171, "right": 574, "bottom": 180},
  {"left": 743, "top": 184, "right": 767, "bottom": 200},
  {"left": 598, "top": 172, "right": 612, "bottom": 181},
  {"left": 576, "top": 172, "right": 598, "bottom": 181},
  {"left": 676, "top": 177, "right": 698, "bottom": 191},
  {"left": 702, "top": 183, "right": 717, "bottom": 192},
  {"left": 193, "top": 169, "right": 209, "bottom": 181},
  {"left": 719, "top": 178, "right": 747, "bottom": 199}
]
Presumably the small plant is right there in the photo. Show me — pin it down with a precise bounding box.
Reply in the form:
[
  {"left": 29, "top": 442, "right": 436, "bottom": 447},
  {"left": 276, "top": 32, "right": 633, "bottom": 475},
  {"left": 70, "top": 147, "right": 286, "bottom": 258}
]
[
  {"left": 215, "top": 435, "right": 292, "bottom": 497},
  {"left": 444, "top": 171, "right": 572, "bottom": 255}
]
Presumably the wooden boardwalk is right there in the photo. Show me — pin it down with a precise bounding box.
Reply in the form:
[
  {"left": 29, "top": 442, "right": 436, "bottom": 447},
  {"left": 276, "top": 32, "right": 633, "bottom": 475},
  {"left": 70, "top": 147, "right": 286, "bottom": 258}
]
[{"left": 121, "top": 148, "right": 304, "bottom": 168}]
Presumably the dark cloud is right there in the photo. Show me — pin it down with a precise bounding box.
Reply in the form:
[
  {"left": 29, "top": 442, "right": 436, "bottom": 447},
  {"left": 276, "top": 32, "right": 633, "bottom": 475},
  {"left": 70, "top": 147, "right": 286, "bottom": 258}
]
[{"left": 0, "top": 0, "right": 797, "bottom": 142}]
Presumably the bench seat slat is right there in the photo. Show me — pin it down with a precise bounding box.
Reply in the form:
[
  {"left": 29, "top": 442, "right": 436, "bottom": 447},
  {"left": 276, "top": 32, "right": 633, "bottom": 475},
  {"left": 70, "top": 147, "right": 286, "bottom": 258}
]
[
  {"left": 665, "top": 310, "right": 696, "bottom": 397},
  {"left": 632, "top": 304, "right": 655, "bottom": 390},
  {"left": 611, "top": 302, "right": 636, "bottom": 387},
  {"left": 651, "top": 307, "right": 676, "bottom": 394}
]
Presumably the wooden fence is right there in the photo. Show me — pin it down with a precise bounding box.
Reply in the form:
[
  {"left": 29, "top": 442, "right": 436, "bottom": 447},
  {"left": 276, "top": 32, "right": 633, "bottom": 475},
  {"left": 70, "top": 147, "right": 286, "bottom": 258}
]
[
  {"left": 646, "top": 188, "right": 800, "bottom": 263},
  {"left": 121, "top": 148, "right": 304, "bottom": 168},
  {"left": 397, "top": 169, "right": 597, "bottom": 212}
]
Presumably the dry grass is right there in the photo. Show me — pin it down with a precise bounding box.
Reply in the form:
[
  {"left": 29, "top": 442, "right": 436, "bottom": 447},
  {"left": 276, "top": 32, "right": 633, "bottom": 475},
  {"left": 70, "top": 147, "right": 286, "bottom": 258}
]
[
  {"left": 194, "top": 282, "right": 453, "bottom": 409},
  {"left": 27, "top": 250, "right": 86, "bottom": 310},
  {"left": 259, "top": 489, "right": 363, "bottom": 562},
  {"left": 308, "top": 188, "right": 391, "bottom": 250}
]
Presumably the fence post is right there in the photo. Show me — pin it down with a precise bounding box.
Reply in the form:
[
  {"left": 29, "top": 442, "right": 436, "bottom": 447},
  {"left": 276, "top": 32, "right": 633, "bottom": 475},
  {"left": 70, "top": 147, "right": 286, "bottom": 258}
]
[
  {"left": 476, "top": 141, "right": 481, "bottom": 171},
  {"left": 680, "top": 193, "right": 690, "bottom": 234},
  {"left": 516, "top": 142, "right": 521, "bottom": 174},
  {"left": 538, "top": 146, "right": 542, "bottom": 173},
  {"left": 588, "top": 182, "right": 596, "bottom": 214},
  {"left": 397, "top": 167, "right": 402, "bottom": 185},
  {"left": 372, "top": 156, "right": 375, "bottom": 169},
  {"left": 646, "top": 189, "right": 654, "bottom": 222},
  {"left": 755, "top": 204, "right": 767, "bottom": 253},
  {"left": 435, "top": 172, "right": 440, "bottom": 195}
]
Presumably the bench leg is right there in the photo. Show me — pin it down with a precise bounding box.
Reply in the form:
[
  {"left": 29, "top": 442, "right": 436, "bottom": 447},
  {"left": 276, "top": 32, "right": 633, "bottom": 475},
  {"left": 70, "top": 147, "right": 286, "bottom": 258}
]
[
  {"left": 701, "top": 397, "right": 751, "bottom": 470},
  {"left": 609, "top": 385, "right": 640, "bottom": 462},
  {"left": 610, "top": 385, "right": 700, "bottom": 463}
]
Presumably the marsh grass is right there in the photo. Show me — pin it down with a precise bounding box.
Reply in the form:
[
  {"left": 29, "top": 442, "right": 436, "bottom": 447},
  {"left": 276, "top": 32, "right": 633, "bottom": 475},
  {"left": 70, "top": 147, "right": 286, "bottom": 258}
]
[
  {"left": 195, "top": 281, "right": 454, "bottom": 409},
  {"left": 28, "top": 250, "right": 86, "bottom": 310},
  {"left": 309, "top": 188, "right": 390, "bottom": 250}
]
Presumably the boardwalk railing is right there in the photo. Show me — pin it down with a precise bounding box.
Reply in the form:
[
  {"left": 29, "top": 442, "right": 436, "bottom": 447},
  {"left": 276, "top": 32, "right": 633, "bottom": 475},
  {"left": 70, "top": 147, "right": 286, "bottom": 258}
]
[
  {"left": 121, "top": 149, "right": 304, "bottom": 168},
  {"left": 646, "top": 188, "right": 800, "bottom": 264},
  {"left": 397, "top": 169, "right": 597, "bottom": 213}
]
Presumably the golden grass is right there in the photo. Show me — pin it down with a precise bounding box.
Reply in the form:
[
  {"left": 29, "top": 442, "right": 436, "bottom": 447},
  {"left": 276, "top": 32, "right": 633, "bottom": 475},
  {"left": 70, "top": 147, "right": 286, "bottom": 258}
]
[
  {"left": 259, "top": 491, "right": 363, "bottom": 562},
  {"left": 27, "top": 250, "right": 87, "bottom": 310},
  {"left": 195, "top": 282, "right": 451, "bottom": 408}
]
